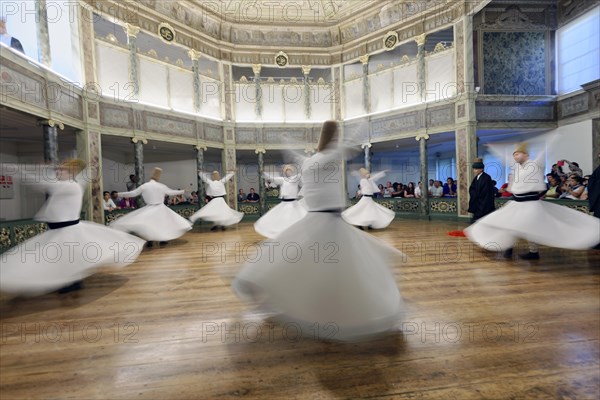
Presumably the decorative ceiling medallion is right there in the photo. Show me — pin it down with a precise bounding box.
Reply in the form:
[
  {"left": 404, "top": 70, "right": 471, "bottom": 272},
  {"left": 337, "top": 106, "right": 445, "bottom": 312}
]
[
  {"left": 383, "top": 31, "right": 399, "bottom": 51},
  {"left": 158, "top": 23, "right": 176, "bottom": 43},
  {"left": 275, "top": 51, "right": 289, "bottom": 68}
]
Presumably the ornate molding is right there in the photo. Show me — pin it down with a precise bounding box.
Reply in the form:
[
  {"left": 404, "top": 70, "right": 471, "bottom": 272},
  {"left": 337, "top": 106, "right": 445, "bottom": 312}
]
[
  {"left": 361, "top": 143, "right": 372, "bottom": 149},
  {"left": 124, "top": 23, "right": 140, "bottom": 38},
  {"left": 254, "top": 148, "right": 266, "bottom": 154},
  {"left": 383, "top": 31, "right": 399, "bottom": 50},
  {"left": 38, "top": 119, "right": 65, "bottom": 130},
  {"left": 427, "top": 106, "right": 455, "bottom": 127},
  {"left": 158, "top": 22, "right": 175, "bottom": 43},
  {"left": 187, "top": 49, "right": 201, "bottom": 61},
  {"left": 275, "top": 52, "right": 289, "bottom": 68},
  {"left": 559, "top": 0, "right": 597, "bottom": 26},
  {"left": 105, "top": 33, "right": 119, "bottom": 43},
  {"left": 371, "top": 113, "right": 421, "bottom": 137},
  {"left": 145, "top": 113, "right": 195, "bottom": 138},
  {"left": 194, "top": 145, "right": 207, "bottom": 151},
  {"left": 301, "top": 65, "right": 311, "bottom": 75},
  {"left": 558, "top": 93, "right": 589, "bottom": 118},
  {"left": 131, "top": 137, "right": 148, "bottom": 144},
  {"left": 252, "top": 64, "right": 262, "bottom": 75},
  {"left": 476, "top": 101, "right": 555, "bottom": 121},
  {"left": 85, "top": 0, "right": 483, "bottom": 66},
  {"left": 415, "top": 133, "right": 430, "bottom": 141},
  {"left": 415, "top": 33, "right": 426, "bottom": 47},
  {"left": 481, "top": 5, "right": 547, "bottom": 30},
  {"left": 359, "top": 54, "right": 369, "bottom": 65}
]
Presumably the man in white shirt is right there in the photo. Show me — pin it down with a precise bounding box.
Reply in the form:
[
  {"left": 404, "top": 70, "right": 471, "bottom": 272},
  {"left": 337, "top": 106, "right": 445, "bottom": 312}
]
[
  {"left": 103, "top": 191, "right": 118, "bottom": 211},
  {"left": 415, "top": 181, "right": 422, "bottom": 198},
  {"left": 430, "top": 181, "right": 444, "bottom": 197}
]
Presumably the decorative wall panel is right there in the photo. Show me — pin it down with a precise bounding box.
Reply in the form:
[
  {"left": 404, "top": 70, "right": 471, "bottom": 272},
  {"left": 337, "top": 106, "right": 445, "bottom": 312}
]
[{"left": 482, "top": 31, "right": 546, "bottom": 95}]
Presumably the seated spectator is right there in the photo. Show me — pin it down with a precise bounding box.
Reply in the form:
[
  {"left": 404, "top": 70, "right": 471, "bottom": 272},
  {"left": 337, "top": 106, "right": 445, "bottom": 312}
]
[
  {"left": 189, "top": 191, "right": 199, "bottom": 204},
  {"left": 561, "top": 175, "right": 585, "bottom": 200},
  {"left": 354, "top": 184, "right": 362, "bottom": 200},
  {"left": 415, "top": 181, "right": 422, "bottom": 198},
  {"left": 120, "top": 197, "right": 136, "bottom": 209},
  {"left": 0, "top": 18, "right": 25, "bottom": 54},
  {"left": 391, "top": 182, "right": 404, "bottom": 198},
  {"left": 443, "top": 177, "right": 457, "bottom": 197},
  {"left": 491, "top": 180, "right": 499, "bottom": 198},
  {"left": 238, "top": 189, "right": 246, "bottom": 203},
  {"left": 498, "top": 175, "right": 513, "bottom": 198},
  {"left": 383, "top": 181, "right": 393, "bottom": 198},
  {"left": 498, "top": 182, "right": 513, "bottom": 197},
  {"left": 246, "top": 187, "right": 260, "bottom": 202},
  {"left": 375, "top": 184, "right": 385, "bottom": 198},
  {"left": 170, "top": 191, "right": 186, "bottom": 205},
  {"left": 551, "top": 163, "right": 566, "bottom": 178},
  {"left": 559, "top": 174, "right": 568, "bottom": 186},
  {"left": 428, "top": 179, "right": 434, "bottom": 195},
  {"left": 103, "top": 191, "right": 118, "bottom": 211},
  {"left": 110, "top": 191, "right": 121, "bottom": 205},
  {"left": 544, "top": 174, "right": 562, "bottom": 199},
  {"left": 580, "top": 174, "right": 591, "bottom": 201},
  {"left": 404, "top": 182, "right": 416, "bottom": 198},
  {"left": 430, "top": 180, "right": 443, "bottom": 198}
]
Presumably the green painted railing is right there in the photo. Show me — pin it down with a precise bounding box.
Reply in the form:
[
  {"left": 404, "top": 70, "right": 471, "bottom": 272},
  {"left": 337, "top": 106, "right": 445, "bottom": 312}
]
[
  {"left": 1, "top": 199, "right": 592, "bottom": 253},
  {"left": 0, "top": 205, "right": 199, "bottom": 253}
]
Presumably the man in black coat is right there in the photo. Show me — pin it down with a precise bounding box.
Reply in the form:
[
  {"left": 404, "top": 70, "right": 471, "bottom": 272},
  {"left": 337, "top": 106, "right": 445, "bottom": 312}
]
[{"left": 468, "top": 158, "right": 495, "bottom": 223}]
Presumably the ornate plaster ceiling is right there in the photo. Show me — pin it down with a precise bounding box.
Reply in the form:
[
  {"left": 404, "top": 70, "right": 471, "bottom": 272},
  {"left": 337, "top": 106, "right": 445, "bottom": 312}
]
[{"left": 187, "top": 0, "right": 380, "bottom": 27}]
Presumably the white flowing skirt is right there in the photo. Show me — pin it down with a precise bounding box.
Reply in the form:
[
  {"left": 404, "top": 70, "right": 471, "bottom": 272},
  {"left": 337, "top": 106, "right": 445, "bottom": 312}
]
[
  {"left": 0, "top": 221, "right": 145, "bottom": 295},
  {"left": 254, "top": 200, "right": 308, "bottom": 238},
  {"left": 342, "top": 196, "right": 395, "bottom": 229},
  {"left": 232, "top": 212, "right": 404, "bottom": 341},
  {"left": 464, "top": 200, "right": 600, "bottom": 252},
  {"left": 110, "top": 204, "right": 192, "bottom": 241},
  {"left": 189, "top": 197, "right": 244, "bottom": 226}
]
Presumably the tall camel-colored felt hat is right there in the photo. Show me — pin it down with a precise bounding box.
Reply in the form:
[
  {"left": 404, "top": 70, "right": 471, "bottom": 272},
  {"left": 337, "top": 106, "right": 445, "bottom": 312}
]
[
  {"left": 151, "top": 167, "right": 162, "bottom": 181},
  {"left": 513, "top": 142, "right": 529, "bottom": 155}
]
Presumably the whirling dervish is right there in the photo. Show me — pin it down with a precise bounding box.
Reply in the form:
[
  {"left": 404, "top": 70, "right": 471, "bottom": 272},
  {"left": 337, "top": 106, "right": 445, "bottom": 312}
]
[
  {"left": 342, "top": 168, "right": 395, "bottom": 230},
  {"left": 232, "top": 120, "right": 405, "bottom": 341},
  {"left": 189, "top": 170, "right": 244, "bottom": 231},
  {"left": 0, "top": 159, "right": 145, "bottom": 295},
  {"left": 111, "top": 167, "right": 192, "bottom": 247},
  {"left": 254, "top": 164, "right": 307, "bottom": 238},
  {"left": 465, "top": 141, "right": 600, "bottom": 259}
]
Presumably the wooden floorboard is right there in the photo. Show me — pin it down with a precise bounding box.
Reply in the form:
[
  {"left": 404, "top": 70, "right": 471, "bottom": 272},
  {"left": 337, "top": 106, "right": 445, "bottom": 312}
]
[{"left": 1, "top": 220, "right": 599, "bottom": 399}]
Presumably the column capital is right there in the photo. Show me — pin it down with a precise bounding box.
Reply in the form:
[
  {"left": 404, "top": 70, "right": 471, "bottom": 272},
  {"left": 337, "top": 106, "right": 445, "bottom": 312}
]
[
  {"left": 194, "top": 144, "right": 207, "bottom": 151},
  {"left": 131, "top": 137, "right": 148, "bottom": 144},
  {"left": 124, "top": 23, "right": 140, "bottom": 38},
  {"left": 37, "top": 119, "right": 64, "bottom": 130},
  {"left": 301, "top": 65, "right": 311, "bottom": 75},
  {"left": 359, "top": 54, "right": 369, "bottom": 65},
  {"left": 187, "top": 49, "right": 201, "bottom": 61},
  {"left": 255, "top": 148, "right": 266, "bottom": 154},
  {"left": 361, "top": 143, "right": 372, "bottom": 149},
  {"left": 252, "top": 64, "right": 262, "bottom": 75},
  {"left": 415, "top": 33, "right": 426, "bottom": 47},
  {"left": 415, "top": 133, "right": 430, "bottom": 141},
  {"left": 304, "top": 148, "right": 316, "bottom": 155}
]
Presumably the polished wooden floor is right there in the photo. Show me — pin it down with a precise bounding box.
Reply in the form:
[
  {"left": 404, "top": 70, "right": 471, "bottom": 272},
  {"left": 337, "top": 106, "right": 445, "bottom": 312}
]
[{"left": 1, "top": 220, "right": 599, "bottom": 400}]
